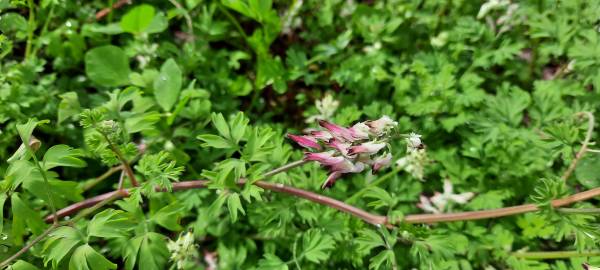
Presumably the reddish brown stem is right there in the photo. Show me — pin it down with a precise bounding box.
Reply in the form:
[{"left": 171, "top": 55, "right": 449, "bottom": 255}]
[
  {"left": 46, "top": 179, "right": 600, "bottom": 225},
  {"left": 95, "top": 0, "right": 131, "bottom": 20}
]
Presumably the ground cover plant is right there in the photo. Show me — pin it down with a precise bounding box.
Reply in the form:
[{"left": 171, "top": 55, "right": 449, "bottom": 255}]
[{"left": 2, "top": 0, "right": 600, "bottom": 269}]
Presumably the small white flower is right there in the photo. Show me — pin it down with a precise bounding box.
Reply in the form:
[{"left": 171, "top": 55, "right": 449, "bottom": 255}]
[
  {"left": 406, "top": 133, "right": 423, "bottom": 152},
  {"left": 167, "top": 232, "right": 198, "bottom": 270},
  {"left": 417, "top": 180, "right": 475, "bottom": 213},
  {"left": 305, "top": 94, "right": 340, "bottom": 124}
]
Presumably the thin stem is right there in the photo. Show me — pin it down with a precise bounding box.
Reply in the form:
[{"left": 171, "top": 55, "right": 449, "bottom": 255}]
[
  {"left": 29, "top": 150, "right": 58, "bottom": 224},
  {"left": 561, "top": 111, "right": 595, "bottom": 181},
  {"left": 95, "top": 0, "right": 131, "bottom": 20},
  {"left": 82, "top": 165, "right": 123, "bottom": 191},
  {"left": 107, "top": 0, "right": 114, "bottom": 22},
  {"left": 218, "top": 4, "right": 248, "bottom": 40},
  {"left": 168, "top": 0, "right": 195, "bottom": 42},
  {"left": 24, "top": 0, "right": 35, "bottom": 60},
  {"left": 69, "top": 189, "right": 127, "bottom": 224},
  {"left": 512, "top": 250, "right": 600, "bottom": 260},
  {"left": 31, "top": 2, "right": 55, "bottom": 57},
  {"left": 346, "top": 167, "right": 400, "bottom": 204},
  {"left": 0, "top": 189, "right": 127, "bottom": 267},
  {"left": 117, "top": 170, "right": 126, "bottom": 190},
  {"left": 0, "top": 223, "right": 60, "bottom": 268},
  {"left": 586, "top": 148, "right": 600, "bottom": 153},
  {"left": 264, "top": 160, "right": 309, "bottom": 178},
  {"left": 557, "top": 208, "right": 600, "bottom": 215},
  {"left": 100, "top": 132, "right": 138, "bottom": 187},
  {"left": 291, "top": 235, "right": 301, "bottom": 270}
]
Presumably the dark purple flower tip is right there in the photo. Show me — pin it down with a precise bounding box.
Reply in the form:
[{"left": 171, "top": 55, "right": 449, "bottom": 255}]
[{"left": 321, "top": 171, "right": 342, "bottom": 189}]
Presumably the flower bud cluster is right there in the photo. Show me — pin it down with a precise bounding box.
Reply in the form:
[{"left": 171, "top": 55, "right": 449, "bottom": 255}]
[
  {"left": 288, "top": 116, "right": 397, "bottom": 188},
  {"left": 167, "top": 231, "right": 198, "bottom": 270},
  {"left": 395, "top": 133, "right": 428, "bottom": 180},
  {"left": 417, "top": 179, "right": 475, "bottom": 213}
]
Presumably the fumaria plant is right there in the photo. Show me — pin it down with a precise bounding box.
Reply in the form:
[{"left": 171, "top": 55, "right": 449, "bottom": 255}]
[{"left": 2, "top": 0, "right": 600, "bottom": 269}]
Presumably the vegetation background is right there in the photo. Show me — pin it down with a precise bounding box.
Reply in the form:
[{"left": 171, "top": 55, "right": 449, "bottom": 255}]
[{"left": 2, "top": 0, "right": 600, "bottom": 269}]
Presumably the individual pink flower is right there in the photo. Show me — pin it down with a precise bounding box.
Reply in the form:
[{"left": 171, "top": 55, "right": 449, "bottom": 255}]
[
  {"left": 304, "top": 151, "right": 345, "bottom": 166},
  {"left": 326, "top": 139, "right": 352, "bottom": 157},
  {"left": 287, "top": 134, "right": 321, "bottom": 150},
  {"left": 349, "top": 122, "right": 371, "bottom": 140},
  {"left": 310, "top": 130, "right": 333, "bottom": 141},
  {"left": 318, "top": 120, "right": 355, "bottom": 142},
  {"left": 330, "top": 159, "right": 365, "bottom": 174},
  {"left": 365, "top": 115, "right": 397, "bottom": 136},
  {"left": 372, "top": 153, "right": 392, "bottom": 172},
  {"left": 322, "top": 162, "right": 365, "bottom": 189},
  {"left": 348, "top": 142, "right": 387, "bottom": 155}
]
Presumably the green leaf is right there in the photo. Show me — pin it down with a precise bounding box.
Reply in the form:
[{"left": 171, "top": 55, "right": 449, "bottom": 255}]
[
  {"left": 0, "top": 193, "right": 6, "bottom": 233},
  {"left": 120, "top": 4, "right": 156, "bottom": 34},
  {"left": 43, "top": 145, "right": 87, "bottom": 170},
  {"left": 146, "top": 12, "right": 168, "bottom": 34},
  {"left": 85, "top": 45, "right": 131, "bottom": 87},
  {"left": 43, "top": 226, "right": 84, "bottom": 268},
  {"left": 229, "top": 112, "right": 249, "bottom": 144},
  {"left": 87, "top": 209, "right": 134, "bottom": 238},
  {"left": 16, "top": 119, "right": 48, "bottom": 149},
  {"left": 211, "top": 113, "right": 231, "bottom": 139},
  {"left": 135, "top": 233, "right": 169, "bottom": 270},
  {"left": 301, "top": 229, "right": 335, "bottom": 263},
  {"left": 575, "top": 154, "right": 600, "bottom": 189},
  {"left": 69, "top": 244, "right": 117, "bottom": 270},
  {"left": 153, "top": 58, "right": 182, "bottom": 111},
  {"left": 5, "top": 160, "right": 38, "bottom": 190},
  {"left": 124, "top": 112, "right": 161, "bottom": 133},
  {"left": 355, "top": 229, "right": 385, "bottom": 253},
  {"left": 11, "top": 193, "right": 45, "bottom": 245},
  {"left": 255, "top": 55, "right": 287, "bottom": 93},
  {"left": 123, "top": 236, "right": 143, "bottom": 270},
  {"left": 257, "top": 254, "right": 289, "bottom": 270},
  {"left": 152, "top": 202, "right": 184, "bottom": 231},
  {"left": 0, "top": 13, "right": 28, "bottom": 39},
  {"left": 135, "top": 151, "right": 184, "bottom": 192},
  {"left": 227, "top": 193, "right": 245, "bottom": 222},
  {"left": 369, "top": 250, "right": 395, "bottom": 270},
  {"left": 58, "top": 92, "right": 81, "bottom": 124},
  {"left": 363, "top": 186, "right": 395, "bottom": 209},
  {"left": 197, "top": 134, "right": 232, "bottom": 149},
  {"left": 9, "top": 260, "right": 40, "bottom": 270}
]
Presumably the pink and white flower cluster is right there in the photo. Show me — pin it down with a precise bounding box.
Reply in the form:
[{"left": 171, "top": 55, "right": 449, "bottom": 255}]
[
  {"left": 288, "top": 116, "right": 397, "bottom": 189},
  {"left": 417, "top": 179, "right": 475, "bottom": 213}
]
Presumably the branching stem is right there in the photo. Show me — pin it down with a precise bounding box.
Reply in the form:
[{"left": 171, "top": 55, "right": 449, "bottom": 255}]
[
  {"left": 0, "top": 223, "right": 59, "bottom": 269},
  {"left": 100, "top": 132, "right": 138, "bottom": 187},
  {"left": 561, "top": 111, "right": 595, "bottom": 181}
]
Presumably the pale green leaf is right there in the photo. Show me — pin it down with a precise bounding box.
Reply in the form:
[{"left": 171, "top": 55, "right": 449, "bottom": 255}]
[
  {"left": 69, "top": 244, "right": 117, "bottom": 270},
  {"left": 85, "top": 45, "right": 131, "bottom": 87},
  {"left": 227, "top": 193, "right": 245, "bottom": 222},
  {"left": 120, "top": 4, "right": 155, "bottom": 34},
  {"left": 153, "top": 58, "right": 182, "bottom": 111},
  {"left": 58, "top": 92, "right": 80, "bottom": 124},
  {"left": 43, "top": 145, "right": 87, "bottom": 170}
]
